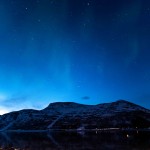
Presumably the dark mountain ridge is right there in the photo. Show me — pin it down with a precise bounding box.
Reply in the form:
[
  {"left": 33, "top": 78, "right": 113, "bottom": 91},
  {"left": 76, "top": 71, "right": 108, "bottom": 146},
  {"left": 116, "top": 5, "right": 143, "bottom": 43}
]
[{"left": 0, "top": 100, "right": 149, "bottom": 131}]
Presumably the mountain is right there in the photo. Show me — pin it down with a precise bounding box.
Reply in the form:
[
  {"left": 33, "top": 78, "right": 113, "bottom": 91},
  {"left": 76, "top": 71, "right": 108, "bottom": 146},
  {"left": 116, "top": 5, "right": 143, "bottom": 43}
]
[{"left": 0, "top": 100, "right": 149, "bottom": 131}]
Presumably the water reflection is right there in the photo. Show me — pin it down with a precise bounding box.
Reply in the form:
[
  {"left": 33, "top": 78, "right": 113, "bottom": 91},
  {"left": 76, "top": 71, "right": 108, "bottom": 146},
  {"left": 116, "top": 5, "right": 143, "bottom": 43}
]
[{"left": 0, "top": 131, "right": 149, "bottom": 150}]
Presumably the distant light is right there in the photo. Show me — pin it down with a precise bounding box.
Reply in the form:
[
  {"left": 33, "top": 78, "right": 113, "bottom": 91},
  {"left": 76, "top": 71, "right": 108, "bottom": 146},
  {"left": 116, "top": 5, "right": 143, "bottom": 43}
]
[{"left": 127, "top": 134, "right": 129, "bottom": 138}]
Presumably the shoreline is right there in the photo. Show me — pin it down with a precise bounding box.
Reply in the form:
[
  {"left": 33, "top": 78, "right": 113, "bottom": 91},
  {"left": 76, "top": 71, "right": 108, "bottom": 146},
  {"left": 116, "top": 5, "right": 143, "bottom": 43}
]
[{"left": 1, "top": 128, "right": 149, "bottom": 133}]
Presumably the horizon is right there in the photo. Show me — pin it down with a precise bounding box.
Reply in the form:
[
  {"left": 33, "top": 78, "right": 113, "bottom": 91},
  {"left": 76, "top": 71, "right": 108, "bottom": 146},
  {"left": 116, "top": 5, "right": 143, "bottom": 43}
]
[
  {"left": 0, "top": 0, "right": 150, "bottom": 114},
  {"left": 0, "top": 99, "right": 149, "bottom": 115}
]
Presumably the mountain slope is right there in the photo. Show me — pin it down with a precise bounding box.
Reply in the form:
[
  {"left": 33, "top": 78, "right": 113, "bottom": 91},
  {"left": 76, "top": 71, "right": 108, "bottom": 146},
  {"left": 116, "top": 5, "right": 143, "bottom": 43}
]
[{"left": 0, "top": 100, "right": 149, "bottom": 130}]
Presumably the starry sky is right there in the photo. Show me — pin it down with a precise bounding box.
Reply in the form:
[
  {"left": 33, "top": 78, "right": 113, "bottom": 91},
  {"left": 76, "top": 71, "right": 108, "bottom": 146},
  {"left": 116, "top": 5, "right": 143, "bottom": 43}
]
[{"left": 0, "top": 0, "right": 150, "bottom": 114}]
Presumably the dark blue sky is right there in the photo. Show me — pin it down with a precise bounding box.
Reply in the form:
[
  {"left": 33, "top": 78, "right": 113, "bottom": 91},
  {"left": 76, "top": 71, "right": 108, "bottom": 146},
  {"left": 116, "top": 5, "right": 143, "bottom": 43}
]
[{"left": 0, "top": 0, "right": 150, "bottom": 114}]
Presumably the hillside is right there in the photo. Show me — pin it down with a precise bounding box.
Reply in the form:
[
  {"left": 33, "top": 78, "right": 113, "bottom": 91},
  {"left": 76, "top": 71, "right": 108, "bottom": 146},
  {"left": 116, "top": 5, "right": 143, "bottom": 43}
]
[{"left": 0, "top": 100, "right": 149, "bottom": 130}]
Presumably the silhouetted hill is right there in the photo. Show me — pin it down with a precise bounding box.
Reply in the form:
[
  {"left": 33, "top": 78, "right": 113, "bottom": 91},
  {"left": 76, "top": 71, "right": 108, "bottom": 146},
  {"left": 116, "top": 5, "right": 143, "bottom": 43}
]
[{"left": 0, "top": 100, "right": 149, "bottom": 130}]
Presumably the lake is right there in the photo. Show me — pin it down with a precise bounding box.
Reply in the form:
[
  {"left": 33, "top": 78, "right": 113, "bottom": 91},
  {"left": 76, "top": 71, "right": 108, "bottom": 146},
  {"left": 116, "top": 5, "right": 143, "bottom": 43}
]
[{"left": 0, "top": 130, "right": 149, "bottom": 150}]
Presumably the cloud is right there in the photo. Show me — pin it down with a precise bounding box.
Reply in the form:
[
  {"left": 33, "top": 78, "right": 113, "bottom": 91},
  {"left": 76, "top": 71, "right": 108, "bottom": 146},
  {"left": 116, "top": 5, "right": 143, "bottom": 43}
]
[
  {"left": 81, "top": 96, "right": 90, "bottom": 100},
  {"left": 0, "top": 94, "right": 50, "bottom": 115},
  {"left": 0, "top": 95, "right": 34, "bottom": 114},
  {"left": 1, "top": 95, "right": 28, "bottom": 106}
]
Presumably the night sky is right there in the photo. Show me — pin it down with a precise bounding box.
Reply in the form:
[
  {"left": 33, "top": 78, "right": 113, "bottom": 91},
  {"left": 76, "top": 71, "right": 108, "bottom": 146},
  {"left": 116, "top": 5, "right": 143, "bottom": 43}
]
[{"left": 0, "top": 0, "right": 150, "bottom": 114}]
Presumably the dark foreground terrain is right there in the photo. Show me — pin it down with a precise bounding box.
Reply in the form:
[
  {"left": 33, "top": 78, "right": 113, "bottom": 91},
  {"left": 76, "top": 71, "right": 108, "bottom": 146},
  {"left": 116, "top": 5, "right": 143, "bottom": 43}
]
[{"left": 0, "top": 130, "right": 149, "bottom": 150}]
